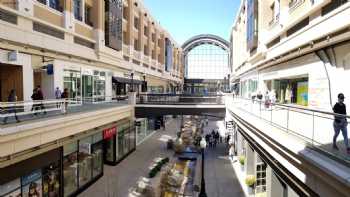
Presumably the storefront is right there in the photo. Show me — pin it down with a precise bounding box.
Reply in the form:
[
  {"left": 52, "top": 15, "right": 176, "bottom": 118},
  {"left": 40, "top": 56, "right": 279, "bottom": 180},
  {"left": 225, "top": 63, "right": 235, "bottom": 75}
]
[
  {"left": 103, "top": 119, "right": 136, "bottom": 165},
  {"left": 112, "top": 76, "right": 142, "bottom": 99},
  {"left": 0, "top": 148, "right": 61, "bottom": 197},
  {"left": 264, "top": 77, "right": 308, "bottom": 106},
  {"left": 62, "top": 132, "right": 103, "bottom": 197}
]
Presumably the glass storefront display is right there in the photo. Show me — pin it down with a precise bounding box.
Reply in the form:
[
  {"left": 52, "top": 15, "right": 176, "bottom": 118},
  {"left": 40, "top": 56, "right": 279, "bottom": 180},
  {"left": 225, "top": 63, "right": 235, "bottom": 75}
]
[
  {"left": 63, "top": 132, "right": 103, "bottom": 196},
  {"left": 64, "top": 70, "right": 81, "bottom": 100},
  {"left": 82, "top": 70, "right": 106, "bottom": 102},
  {"left": 0, "top": 149, "right": 61, "bottom": 197},
  {"left": 103, "top": 120, "right": 136, "bottom": 165},
  {"left": 271, "top": 77, "right": 308, "bottom": 106},
  {"left": 63, "top": 143, "right": 78, "bottom": 197},
  {"left": 93, "top": 71, "right": 106, "bottom": 101}
]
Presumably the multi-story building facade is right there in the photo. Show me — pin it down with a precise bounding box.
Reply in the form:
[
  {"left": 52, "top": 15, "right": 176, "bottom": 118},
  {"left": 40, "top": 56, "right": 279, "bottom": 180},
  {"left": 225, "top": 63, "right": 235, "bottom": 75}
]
[
  {"left": 228, "top": 1, "right": 350, "bottom": 197},
  {"left": 0, "top": 0, "right": 183, "bottom": 196},
  {"left": 231, "top": 0, "right": 350, "bottom": 110}
]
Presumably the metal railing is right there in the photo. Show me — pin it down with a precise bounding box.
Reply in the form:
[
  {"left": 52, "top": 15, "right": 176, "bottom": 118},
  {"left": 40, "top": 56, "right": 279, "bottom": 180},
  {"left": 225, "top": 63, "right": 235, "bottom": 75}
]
[
  {"left": 136, "top": 93, "right": 225, "bottom": 105},
  {"left": 228, "top": 96, "right": 350, "bottom": 162},
  {"left": 0, "top": 96, "right": 129, "bottom": 125}
]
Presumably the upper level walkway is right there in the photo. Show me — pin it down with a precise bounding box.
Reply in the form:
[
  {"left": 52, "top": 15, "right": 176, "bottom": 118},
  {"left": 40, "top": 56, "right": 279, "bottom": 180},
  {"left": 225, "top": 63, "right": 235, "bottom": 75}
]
[
  {"left": 135, "top": 93, "right": 226, "bottom": 118},
  {"left": 226, "top": 96, "right": 350, "bottom": 196}
]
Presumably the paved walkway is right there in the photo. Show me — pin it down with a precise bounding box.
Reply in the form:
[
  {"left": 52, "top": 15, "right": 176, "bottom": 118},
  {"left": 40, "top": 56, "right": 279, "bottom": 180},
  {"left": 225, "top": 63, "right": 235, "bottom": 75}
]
[
  {"left": 79, "top": 117, "right": 244, "bottom": 197},
  {"left": 79, "top": 118, "right": 179, "bottom": 197},
  {"left": 203, "top": 121, "right": 245, "bottom": 197}
]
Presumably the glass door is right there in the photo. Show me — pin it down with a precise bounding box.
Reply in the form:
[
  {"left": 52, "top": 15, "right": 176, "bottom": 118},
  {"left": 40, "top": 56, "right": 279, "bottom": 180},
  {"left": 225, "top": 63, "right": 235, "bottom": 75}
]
[{"left": 82, "top": 75, "right": 93, "bottom": 102}]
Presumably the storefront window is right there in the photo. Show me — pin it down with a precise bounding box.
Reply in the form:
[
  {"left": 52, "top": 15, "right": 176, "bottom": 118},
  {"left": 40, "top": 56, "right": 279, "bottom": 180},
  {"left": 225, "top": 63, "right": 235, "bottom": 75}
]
[
  {"left": 42, "top": 162, "right": 60, "bottom": 197},
  {"left": 78, "top": 137, "right": 93, "bottom": 186},
  {"left": 93, "top": 71, "right": 106, "bottom": 101},
  {"left": 92, "top": 133, "right": 103, "bottom": 178},
  {"left": 0, "top": 178, "right": 21, "bottom": 197},
  {"left": 118, "top": 130, "right": 124, "bottom": 160},
  {"left": 64, "top": 70, "right": 81, "bottom": 100},
  {"left": 63, "top": 143, "right": 78, "bottom": 197},
  {"left": 21, "top": 169, "right": 43, "bottom": 197}
]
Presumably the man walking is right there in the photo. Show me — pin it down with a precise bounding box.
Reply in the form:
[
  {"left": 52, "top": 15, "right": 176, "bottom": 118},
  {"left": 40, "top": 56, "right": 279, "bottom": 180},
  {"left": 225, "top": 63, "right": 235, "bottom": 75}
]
[
  {"left": 332, "top": 93, "right": 350, "bottom": 154},
  {"left": 55, "top": 87, "right": 62, "bottom": 108},
  {"left": 3, "top": 89, "right": 20, "bottom": 123}
]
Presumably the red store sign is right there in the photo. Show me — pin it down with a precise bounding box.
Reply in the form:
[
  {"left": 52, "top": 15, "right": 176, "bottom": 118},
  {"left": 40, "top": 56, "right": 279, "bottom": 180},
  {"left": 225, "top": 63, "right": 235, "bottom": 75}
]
[{"left": 103, "top": 127, "right": 117, "bottom": 139}]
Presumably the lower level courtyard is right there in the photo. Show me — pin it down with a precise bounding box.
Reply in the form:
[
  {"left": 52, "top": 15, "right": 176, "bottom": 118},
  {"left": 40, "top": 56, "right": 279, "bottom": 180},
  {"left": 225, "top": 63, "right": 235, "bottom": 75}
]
[{"left": 79, "top": 117, "right": 244, "bottom": 197}]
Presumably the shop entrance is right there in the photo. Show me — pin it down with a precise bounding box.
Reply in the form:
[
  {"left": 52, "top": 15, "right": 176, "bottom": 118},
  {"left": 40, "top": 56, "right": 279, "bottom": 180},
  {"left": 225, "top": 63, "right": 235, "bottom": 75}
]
[
  {"left": 0, "top": 64, "right": 23, "bottom": 102},
  {"left": 272, "top": 77, "right": 308, "bottom": 106},
  {"left": 82, "top": 75, "right": 93, "bottom": 99}
]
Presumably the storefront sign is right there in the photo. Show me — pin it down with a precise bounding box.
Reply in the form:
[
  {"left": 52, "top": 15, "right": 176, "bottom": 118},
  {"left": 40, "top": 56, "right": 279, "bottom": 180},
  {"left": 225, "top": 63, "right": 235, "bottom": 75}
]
[
  {"left": 103, "top": 127, "right": 117, "bottom": 139},
  {"left": 105, "top": 0, "right": 123, "bottom": 51}
]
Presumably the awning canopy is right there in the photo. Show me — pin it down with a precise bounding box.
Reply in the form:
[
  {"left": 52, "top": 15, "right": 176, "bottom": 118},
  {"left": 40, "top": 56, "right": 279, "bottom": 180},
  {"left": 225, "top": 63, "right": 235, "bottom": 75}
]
[{"left": 112, "top": 76, "right": 143, "bottom": 84}]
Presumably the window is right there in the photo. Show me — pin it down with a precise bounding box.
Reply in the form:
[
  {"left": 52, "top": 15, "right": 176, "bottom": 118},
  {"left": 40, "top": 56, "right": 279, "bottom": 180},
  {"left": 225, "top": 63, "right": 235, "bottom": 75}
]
[
  {"left": 134, "top": 17, "right": 139, "bottom": 29},
  {"left": 37, "top": 0, "right": 47, "bottom": 5},
  {"left": 49, "top": 0, "right": 63, "bottom": 12},
  {"left": 134, "top": 39, "right": 139, "bottom": 50},
  {"left": 84, "top": 4, "right": 93, "bottom": 26},
  {"left": 152, "top": 33, "right": 156, "bottom": 42},
  {"left": 144, "top": 45, "right": 148, "bottom": 56},
  {"left": 123, "top": 6, "right": 128, "bottom": 20},
  {"left": 73, "top": 0, "right": 82, "bottom": 21},
  {"left": 322, "top": 0, "right": 348, "bottom": 16},
  {"left": 255, "top": 158, "right": 267, "bottom": 194},
  {"left": 144, "top": 26, "right": 148, "bottom": 36}
]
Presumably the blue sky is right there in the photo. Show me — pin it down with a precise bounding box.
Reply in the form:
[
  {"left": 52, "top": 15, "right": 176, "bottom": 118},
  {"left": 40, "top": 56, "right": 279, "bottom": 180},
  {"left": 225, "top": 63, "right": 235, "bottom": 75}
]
[{"left": 143, "top": 0, "right": 240, "bottom": 45}]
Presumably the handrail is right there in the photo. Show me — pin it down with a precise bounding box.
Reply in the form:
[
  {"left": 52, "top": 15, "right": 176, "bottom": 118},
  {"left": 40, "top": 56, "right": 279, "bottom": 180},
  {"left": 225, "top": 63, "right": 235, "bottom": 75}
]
[{"left": 237, "top": 97, "right": 350, "bottom": 119}]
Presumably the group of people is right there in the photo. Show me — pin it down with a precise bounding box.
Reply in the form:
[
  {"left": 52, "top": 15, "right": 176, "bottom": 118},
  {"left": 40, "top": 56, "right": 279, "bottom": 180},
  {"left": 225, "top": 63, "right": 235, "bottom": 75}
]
[
  {"left": 253, "top": 91, "right": 277, "bottom": 109},
  {"left": 204, "top": 129, "right": 222, "bottom": 148},
  {"left": 31, "top": 86, "right": 46, "bottom": 115}
]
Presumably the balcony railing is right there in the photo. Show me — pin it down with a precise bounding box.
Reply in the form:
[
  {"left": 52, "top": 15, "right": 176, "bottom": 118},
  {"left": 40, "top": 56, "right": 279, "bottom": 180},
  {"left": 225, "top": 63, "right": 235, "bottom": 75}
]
[
  {"left": 0, "top": 96, "right": 129, "bottom": 126},
  {"left": 228, "top": 97, "right": 350, "bottom": 163},
  {"left": 133, "top": 50, "right": 141, "bottom": 60},
  {"left": 123, "top": 45, "right": 131, "bottom": 56},
  {"left": 143, "top": 55, "right": 150, "bottom": 64},
  {"left": 268, "top": 13, "right": 280, "bottom": 27},
  {"left": 137, "top": 93, "right": 225, "bottom": 105},
  {"left": 289, "top": 0, "right": 305, "bottom": 12}
]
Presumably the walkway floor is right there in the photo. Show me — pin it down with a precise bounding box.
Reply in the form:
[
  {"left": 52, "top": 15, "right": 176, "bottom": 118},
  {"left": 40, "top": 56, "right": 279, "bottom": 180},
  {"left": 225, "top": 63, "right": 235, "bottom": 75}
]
[
  {"left": 203, "top": 121, "right": 245, "bottom": 197},
  {"left": 79, "top": 117, "right": 244, "bottom": 197}
]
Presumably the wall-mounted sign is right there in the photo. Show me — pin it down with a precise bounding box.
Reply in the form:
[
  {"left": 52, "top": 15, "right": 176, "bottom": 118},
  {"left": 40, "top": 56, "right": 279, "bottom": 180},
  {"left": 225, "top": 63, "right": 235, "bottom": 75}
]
[
  {"left": 165, "top": 38, "right": 173, "bottom": 72},
  {"left": 103, "top": 127, "right": 117, "bottom": 139}
]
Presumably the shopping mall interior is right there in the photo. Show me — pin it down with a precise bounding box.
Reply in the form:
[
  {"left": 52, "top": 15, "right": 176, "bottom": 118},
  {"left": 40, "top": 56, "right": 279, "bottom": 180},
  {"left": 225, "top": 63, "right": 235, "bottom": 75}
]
[{"left": 1, "top": 0, "right": 350, "bottom": 197}]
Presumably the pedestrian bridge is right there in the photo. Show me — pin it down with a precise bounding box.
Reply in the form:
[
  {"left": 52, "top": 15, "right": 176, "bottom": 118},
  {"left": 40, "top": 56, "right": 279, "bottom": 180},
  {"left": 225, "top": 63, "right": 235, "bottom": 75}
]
[{"left": 135, "top": 94, "right": 226, "bottom": 118}]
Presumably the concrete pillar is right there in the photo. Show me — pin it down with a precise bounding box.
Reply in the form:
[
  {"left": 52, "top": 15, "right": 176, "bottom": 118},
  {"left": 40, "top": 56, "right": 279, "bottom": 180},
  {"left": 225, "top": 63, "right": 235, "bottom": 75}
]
[
  {"left": 246, "top": 144, "right": 255, "bottom": 175},
  {"left": 64, "top": 0, "right": 74, "bottom": 31},
  {"left": 17, "top": 0, "right": 33, "bottom": 16},
  {"left": 93, "top": 0, "right": 105, "bottom": 50}
]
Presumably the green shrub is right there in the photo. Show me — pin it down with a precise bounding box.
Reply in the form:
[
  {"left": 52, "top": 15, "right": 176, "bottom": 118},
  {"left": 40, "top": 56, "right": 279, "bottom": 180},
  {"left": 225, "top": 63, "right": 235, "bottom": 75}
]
[
  {"left": 245, "top": 175, "right": 256, "bottom": 187},
  {"left": 238, "top": 155, "right": 245, "bottom": 165}
]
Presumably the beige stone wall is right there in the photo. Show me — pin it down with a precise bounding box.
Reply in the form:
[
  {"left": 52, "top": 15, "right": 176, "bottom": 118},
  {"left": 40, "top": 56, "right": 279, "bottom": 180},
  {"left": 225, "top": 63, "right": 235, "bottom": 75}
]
[
  {"left": 75, "top": 22, "right": 94, "bottom": 39},
  {"left": 0, "top": 0, "right": 17, "bottom": 9},
  {"left": 34, "top": 4, "right": 63, "bottom": 27}
]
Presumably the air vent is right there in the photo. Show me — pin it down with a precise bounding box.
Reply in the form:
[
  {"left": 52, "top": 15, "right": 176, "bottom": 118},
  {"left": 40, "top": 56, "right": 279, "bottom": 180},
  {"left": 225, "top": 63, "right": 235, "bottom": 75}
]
[
  {"left": 74, "top": 37, "right": 95, "bottom": 49},
  {"left": 267, "top": 36, "right": 280, "bottom": 48},
  {"left": 322, "top": 0, "right": 348, "bottom": 16},
  {"left": 33, "top": 22, "right": 64, "bottom": 39},
  {"left": 0, "top": 8, "right": 17, "bottom": 25}
]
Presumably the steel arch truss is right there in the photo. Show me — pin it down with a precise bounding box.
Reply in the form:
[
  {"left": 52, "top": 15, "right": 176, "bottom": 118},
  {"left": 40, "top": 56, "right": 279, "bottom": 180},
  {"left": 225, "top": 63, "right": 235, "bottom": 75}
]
[{"left": 182, "top": 34, "right": 230, "bottom": 54}]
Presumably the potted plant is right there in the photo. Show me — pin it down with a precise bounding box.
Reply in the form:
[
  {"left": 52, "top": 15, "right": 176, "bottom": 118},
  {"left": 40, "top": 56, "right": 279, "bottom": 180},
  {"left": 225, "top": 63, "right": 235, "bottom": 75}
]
[
  {"left": 245, "top": 175, "right": 256, "bottom": 195},
  {"left": 238, "top": 155, "right": 245, "bottom": 170}
]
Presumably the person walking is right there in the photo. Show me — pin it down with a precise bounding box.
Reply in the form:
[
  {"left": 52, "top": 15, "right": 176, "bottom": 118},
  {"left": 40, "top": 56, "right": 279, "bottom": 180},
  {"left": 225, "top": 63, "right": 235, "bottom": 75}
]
[
  {"left": 31, "top": 88, "right": 38, "bottom": 116},
  {"left": 332, "top": 93, "right": 350, "bottom": 154},
  {"left": 61, "top": 88, "right": 69, "bottom": 114},
  {"left": 55, "top": 87, "right": 62, "bottom": 109},
  {"left": 36, "top": 86, "right": 46, "bottom": 114},
  {"left": 229, "top": 145, "right": 235, "bottom": 161},
  {"left": 3, "top": 89, "right": 20, "bottom": 124}
]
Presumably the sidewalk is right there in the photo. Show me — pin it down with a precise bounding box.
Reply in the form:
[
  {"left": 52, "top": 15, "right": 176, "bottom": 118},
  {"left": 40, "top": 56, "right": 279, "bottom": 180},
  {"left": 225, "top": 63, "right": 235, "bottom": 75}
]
[
  {"left": 203, "top": 121, "right": 245, "bottom": 197},
  {"left": 79, "top": 118, "right": 179, "bottom": 197}
]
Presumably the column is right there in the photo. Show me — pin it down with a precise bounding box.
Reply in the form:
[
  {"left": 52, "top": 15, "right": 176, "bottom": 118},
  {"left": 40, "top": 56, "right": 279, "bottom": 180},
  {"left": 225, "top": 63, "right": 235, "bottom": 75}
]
[
  {"left": 93, "top": 0, "right": 104, "bottom": 50},
  {"left": 64, "top": 0, "right": 74, "bottom": 31}
]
